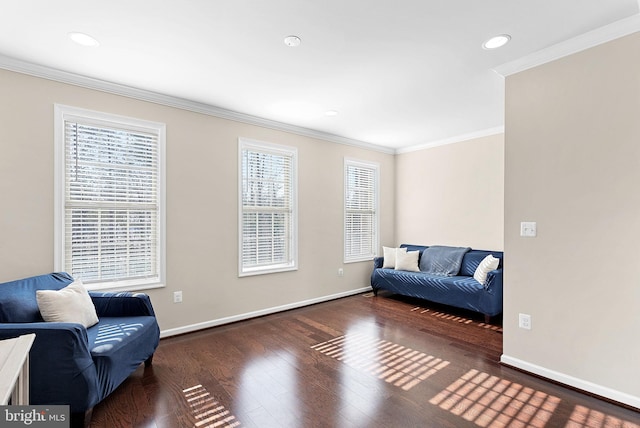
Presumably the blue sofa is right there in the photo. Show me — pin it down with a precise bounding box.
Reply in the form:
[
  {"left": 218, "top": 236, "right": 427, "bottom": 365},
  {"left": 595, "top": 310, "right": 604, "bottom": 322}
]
[
  {"left": 371, "top": 244, "right": 504, "bottom": 321},
  {"left": 0, "top": 272, "right": 160, "bottom": 425}
]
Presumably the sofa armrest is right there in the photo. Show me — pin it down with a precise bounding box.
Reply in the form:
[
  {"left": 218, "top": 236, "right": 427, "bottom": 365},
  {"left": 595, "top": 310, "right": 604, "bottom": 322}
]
[
  {"left": 0, "top": 323, "right": 93, "bottom": 370},
  {"left": 484, "top": 269, "right": 503, "bottom": 293},
  {"left": 373, "top": 256, "right": 384, "bottom": 269},
  {"left": 89, "top": 291, "right": 156, "bottom": 318},
  {"left": 0, "top": 323, "right": 99, "bottom": 410}
]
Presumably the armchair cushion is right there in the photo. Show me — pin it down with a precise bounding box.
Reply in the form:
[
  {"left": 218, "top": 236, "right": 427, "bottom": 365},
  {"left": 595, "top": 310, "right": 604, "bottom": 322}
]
[{"left": 87, "top": 316, "right": 159, "bottom": 399}]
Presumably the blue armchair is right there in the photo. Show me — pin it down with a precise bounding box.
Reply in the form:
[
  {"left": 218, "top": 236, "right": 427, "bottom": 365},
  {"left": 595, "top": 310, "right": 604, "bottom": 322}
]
[{"left": 0, "top": 272, "right": 160, "bottom": 426}]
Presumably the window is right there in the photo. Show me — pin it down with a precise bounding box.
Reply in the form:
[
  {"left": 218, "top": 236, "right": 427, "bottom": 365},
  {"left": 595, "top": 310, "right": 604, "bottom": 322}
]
[
  {"left": 344, "top": 159, "right": 379, "bottom": 262},
  {"left": 239, "top": 138, "right": 297, "bottom": 276},
  {"left": 54, "top": 105, "right": 165, "bottom": 291}
]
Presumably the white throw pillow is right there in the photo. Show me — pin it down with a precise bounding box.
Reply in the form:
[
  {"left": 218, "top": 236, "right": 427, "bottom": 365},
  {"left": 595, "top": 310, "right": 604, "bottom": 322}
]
[
  {"left": 473, "top": 255, "right": 500, "bottom": 285},
  {"left": 395, "top": 250, "right": 420, "bottom": 272},
  {"left": 36, "top": 280, "right": 99, "bottom": 328},
  {"left": 382, "top": 246, "right": 407, "bottom": 268}
]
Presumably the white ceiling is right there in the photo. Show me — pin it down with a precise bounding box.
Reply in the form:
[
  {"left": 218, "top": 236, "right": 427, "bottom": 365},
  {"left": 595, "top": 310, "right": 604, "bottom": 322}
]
[{"left": 0, "top": 1, "right": 638, "bottom": 151}]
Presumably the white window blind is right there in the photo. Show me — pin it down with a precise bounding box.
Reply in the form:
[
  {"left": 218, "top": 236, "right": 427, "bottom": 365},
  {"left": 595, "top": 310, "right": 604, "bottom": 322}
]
[
  {"left": 345, "top": 159, "right": 379, "bottom": 262},
  {"left": 239, "top": 139, "right": 297, "bottom": 276},
  {"left": 55, "top": 105, "right": 165, "bottom": 290}
]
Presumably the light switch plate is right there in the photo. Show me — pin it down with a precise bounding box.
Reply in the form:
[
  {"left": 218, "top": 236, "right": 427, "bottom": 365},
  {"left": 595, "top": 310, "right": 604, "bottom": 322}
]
[{"left": 520, "top": 222, "right": 537, "bottom": 237}]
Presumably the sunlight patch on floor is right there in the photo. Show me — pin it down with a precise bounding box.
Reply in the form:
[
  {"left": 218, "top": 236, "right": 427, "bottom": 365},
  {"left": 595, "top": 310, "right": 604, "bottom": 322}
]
[
  {"left": 183, "top": 384, "right": 241, "bottom": 428},
  {"left": 429, "top": 369, "right": 561, "bottom": 428},
  {"left": 566, "top": 405, "right": 640, "bottom": 428},
  {"left": 410, "top": 306, "right": 503, "bottom": 332},
  {"left": 312, "top": 332, "right": 449, "bottom": 391}
]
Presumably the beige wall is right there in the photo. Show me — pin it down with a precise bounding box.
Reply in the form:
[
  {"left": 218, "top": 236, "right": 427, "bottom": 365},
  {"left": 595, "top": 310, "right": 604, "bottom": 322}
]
[
  {"left": 504, "top": 32, "right": 640, "bottom": 403},
  {"left": 0, "top": 69, "right": 395, "bottom": 333},
  {"left": 395, "top": 134, "right": 504, "bottom": 250}
]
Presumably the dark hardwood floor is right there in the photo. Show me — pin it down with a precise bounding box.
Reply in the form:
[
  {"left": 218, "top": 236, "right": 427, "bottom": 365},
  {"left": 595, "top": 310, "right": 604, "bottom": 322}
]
[{"left": 89, "top": 292, "right": 639, "bottom": 427}]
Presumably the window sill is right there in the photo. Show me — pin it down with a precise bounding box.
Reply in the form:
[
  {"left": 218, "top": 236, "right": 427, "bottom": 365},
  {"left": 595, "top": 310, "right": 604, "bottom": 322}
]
[
  {"left": 84, "top": 278, "right": 165, "bottom": 293},
  {"left": 239, "top": 264, "right": 297, "bottom": 277},
  {"left": 344, "top": 257, "right": 375, "bottom": 264}
]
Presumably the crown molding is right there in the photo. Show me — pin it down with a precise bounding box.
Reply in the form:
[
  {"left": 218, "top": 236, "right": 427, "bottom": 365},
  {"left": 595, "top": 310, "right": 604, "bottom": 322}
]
[
  {"left": 0, "top": 54, "right": 395, "bottom": 155},
  {"left": 494, "top": 14, "right": 640, "bottom": 77},
  {"left": 396, "top": 126, "right": 504, "bottom": 154}
]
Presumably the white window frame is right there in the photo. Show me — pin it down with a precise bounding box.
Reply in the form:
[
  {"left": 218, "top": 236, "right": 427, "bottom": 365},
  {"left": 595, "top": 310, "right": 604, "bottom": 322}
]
[
  {"left": 344, "top": 158, "right": 379, "bottom": 263},
  {"left": 238, "top": 138, "right": 298, "bottom": 276},
  {"left": 54, "top": 104, "right": 166, "bottom": 291}
]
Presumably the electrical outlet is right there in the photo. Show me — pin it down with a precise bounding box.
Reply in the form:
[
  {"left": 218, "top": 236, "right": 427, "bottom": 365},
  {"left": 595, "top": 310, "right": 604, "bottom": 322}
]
[
  {"left": 518, "top": 313, "right": 531, "bottom": 330},
  {"left": 173, "top": 291, "right": 183, "bottom": 303},
  {"left": 338, "top": 268, "right": 344, "bottom": 277}
]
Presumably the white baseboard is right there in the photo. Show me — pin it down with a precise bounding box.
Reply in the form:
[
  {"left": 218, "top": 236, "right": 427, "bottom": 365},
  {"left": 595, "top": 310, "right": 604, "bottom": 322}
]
[
  {"left": 500, "top": 354, "right": 640, "bottom": 410},
  {"left": 160, "top": 286, "right": 371, "bottom": 338}
]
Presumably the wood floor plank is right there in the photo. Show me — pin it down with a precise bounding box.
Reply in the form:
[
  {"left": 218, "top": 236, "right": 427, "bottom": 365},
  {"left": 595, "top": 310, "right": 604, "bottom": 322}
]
[{"left": 88, "top": 293, "right": 639, "bottom": 427}]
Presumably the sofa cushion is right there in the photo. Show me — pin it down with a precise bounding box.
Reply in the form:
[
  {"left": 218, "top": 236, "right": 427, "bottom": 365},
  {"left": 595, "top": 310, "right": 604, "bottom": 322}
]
[
  {"left": 0, "top": 272, "right": 75, "bottom": 323},
  {"left": 473, "top": 255, "right": 500, "bottom": 285},
  {"left": 395, "top": 250, "right": 420, "bottom": 272},
  {"left": 36, "top": 280, "right": 99, "bottom": 328},
  {"left": 399, "top": 244, "right": 428, "bottom": 264},
  {"left": 382, "top": 246, "right": 407, "bottom": 268},
  {"left": 460, "top": 250, "right": 504, "bottom": 277},
  {"left": 372, "top": 269, "right": 484, "bottom": 302}
]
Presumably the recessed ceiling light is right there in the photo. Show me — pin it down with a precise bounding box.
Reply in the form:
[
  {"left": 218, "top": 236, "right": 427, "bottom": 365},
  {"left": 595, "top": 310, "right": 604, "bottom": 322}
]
[
  {"left": 68, "top": 32, "right": 100, "bottom": 47},
  {"left": 482, "top": 34, "right": 511, "bottom": 50},
  {"left": 325, "top": 110, "right": 339, "bottom": 117},
  {"left": 284, "top": 35, "right": 301, "bottom": 47}
]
